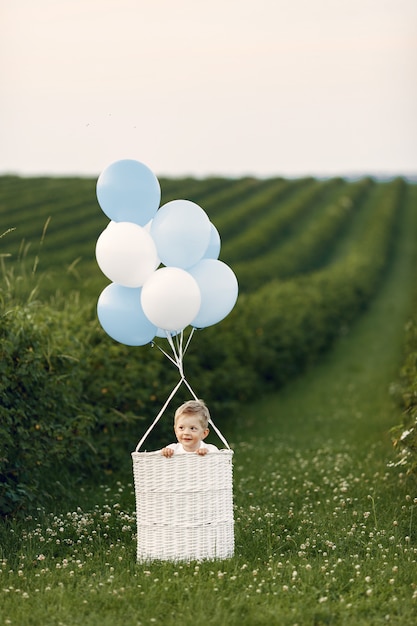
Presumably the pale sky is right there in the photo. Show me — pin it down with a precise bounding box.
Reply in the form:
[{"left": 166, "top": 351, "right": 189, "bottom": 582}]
[{"left": 1, "top": 0, "right": 416, "bottom": 178}]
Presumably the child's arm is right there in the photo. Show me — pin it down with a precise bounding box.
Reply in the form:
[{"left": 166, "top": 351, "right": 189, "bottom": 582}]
[{"left": 161, "top": 447, "right": 175, "bottom": 457}]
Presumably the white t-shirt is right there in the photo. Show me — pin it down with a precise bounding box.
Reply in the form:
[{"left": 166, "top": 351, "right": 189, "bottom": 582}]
[{"left": 165, "top": 441, "right": 218, "bottom": 454}]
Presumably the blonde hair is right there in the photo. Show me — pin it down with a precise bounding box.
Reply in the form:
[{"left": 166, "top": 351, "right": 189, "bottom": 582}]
[{"left": 174, "top": 399, "right": 211, "bottom": 429}]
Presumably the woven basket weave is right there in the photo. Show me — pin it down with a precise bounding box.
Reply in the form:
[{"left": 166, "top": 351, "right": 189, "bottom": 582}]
[{"left": 131, "top": 448, "right": 234, "bottom": 562}]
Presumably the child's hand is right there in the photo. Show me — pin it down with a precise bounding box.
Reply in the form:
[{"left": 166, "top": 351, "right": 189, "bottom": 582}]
[
  {"left": 196, "top": 448, "right": 208, "bottom": 456},
  {"left": 161, "top": 447, "right": 174, "bottom": 457}
]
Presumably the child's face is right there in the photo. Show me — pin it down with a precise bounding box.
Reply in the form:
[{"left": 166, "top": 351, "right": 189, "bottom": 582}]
[{"left": 174, "top": 413, "right": 209, "bottom": 453}]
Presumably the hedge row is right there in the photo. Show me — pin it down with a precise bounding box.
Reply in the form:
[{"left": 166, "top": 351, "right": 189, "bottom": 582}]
[
  {"left": 0, "top": 294, "right": 177, "bottom": 516},
  {"left": 221, "top": 178, "right": 342, "bottom": 264},
  {"left": 233, "top": 177, "right": 375, "bottom": 290}
]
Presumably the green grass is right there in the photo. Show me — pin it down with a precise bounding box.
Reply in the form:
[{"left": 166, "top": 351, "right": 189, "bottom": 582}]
[{"left": 1, "top": 182, "right": 417, "bottom": 625}]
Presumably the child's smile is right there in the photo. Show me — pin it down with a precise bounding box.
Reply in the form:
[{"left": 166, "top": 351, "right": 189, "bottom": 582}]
[{"left": 174, "top": 415, "right": 209, "bottom": 452}]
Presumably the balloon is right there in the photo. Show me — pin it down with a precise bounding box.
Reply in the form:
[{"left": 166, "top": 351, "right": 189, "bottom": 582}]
[
  {"left": 150, "top": 199, "right": 211, "bottom": 269},
  {"left": 188, "top": 259, "right": 238, "bottom": 328},
  {"left": 141, "top": 267, "right": 201, "bottom": 331},
  {"left": 96, "top": 159, "right": 161, "bottom": 226},
  {"left": 155, "top": 328, "right": 178, "bottom": 339},
  {"left": 143, "top": 219, "right": 153, "bottom": 233},
  {"left": 97, "top": 283, "right": 156, "bottom": 346},
  {"left": 95, "top": 221, "right": 159, "bottom": 288},
  {"left": 203, "top": 223, "right": 221, "bottom": 259}
]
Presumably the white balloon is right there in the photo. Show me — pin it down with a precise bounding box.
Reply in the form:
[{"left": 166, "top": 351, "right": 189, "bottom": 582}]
[
  {"left": 141, "top": 267, "right": 201, "bottom": 331},
  {"left": 95, "top": 221, "right": 159, "bottom": 288}
]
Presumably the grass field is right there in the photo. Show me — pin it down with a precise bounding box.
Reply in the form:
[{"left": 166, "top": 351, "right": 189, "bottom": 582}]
[{"left": 1, "top": 175, "right": 417, "bottom": 625}]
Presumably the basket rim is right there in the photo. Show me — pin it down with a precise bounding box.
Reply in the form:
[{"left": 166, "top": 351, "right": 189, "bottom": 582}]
[{"left": 132, "top": 448, "right": 234, "bottom": 458}]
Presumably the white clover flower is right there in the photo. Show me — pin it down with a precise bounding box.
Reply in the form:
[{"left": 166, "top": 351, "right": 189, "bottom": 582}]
[{"left": 400, "top": 428, "right": 413, "bottom": 441}]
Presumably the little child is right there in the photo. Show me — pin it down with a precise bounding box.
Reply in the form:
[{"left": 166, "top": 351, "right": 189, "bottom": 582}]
[{"left": 161, "top": 399, "right": 218, "bottom": 457}]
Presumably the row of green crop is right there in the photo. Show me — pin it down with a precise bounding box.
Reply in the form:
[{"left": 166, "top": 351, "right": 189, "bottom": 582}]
[
  {"left": 208, "top": 177, "right": 311, "bottom": 239},
  {"left": 0, "top": 176, "right": 313, "bottom": 253},
  {"left": 220, "top": 178, "right": 345, "bottom": 264},
  {"left": 1, "top": 175, "right": 394, "bottom": 298},
  {"left": 0, "top": 175, "right": 248, "bottom": 240},
  {"left": 176, "top": 176, "right": 276, "bottom": 217},
  {"left": 162, "top": 176, "right": 238, "bottom": 207},
  {"left": 192, "top": 176, "right": 276, "bottom": 219},
  {"left": 0, "top": 176, "right": 282, "bottom": 274},
  {"left": 197, "top": 177, "right": 406, "bottom": 393},
  {"left": 0, "top": 176, "right": 329, "bottom": 300},
  {"left": 0, "top": 176, "right": 408, "bottom": 304},
  {"left": 0, "top": 178, "right": 95, "bottom": 220},
  {"left": 0, "top": 178, "right": 407, "bottom": 516},
  {"left": 232, "top": 177, "right": 376, "bottom": 289},
  {"left": 21, "top": 177, "right": 309, "bottom": 299}
]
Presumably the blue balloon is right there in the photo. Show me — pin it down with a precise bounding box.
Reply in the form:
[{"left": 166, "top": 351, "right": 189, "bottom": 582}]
[
  {"left": 97, "top": 283, "right": 156, "bottom": 346},
  {"left": 188, "top": 259, "right": 238, "bottom": 328},
  {"left": 96, "top": 159, "right": 161, "bottom": 226},
  {"left": 203, "top": 223, "right": 221, "bottom": 260},
  {"left": 150, "top": 199, "right": 211, "bottom": 269}
]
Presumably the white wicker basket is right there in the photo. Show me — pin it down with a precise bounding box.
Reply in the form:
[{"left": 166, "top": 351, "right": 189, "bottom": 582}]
[{"left": 132, "top": 440, "right": 234, "bottom": 562}]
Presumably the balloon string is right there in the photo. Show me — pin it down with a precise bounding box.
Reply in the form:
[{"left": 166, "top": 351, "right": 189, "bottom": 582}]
[
  {"left": 166, "top": 331, "right": 183, "bottom": 376},
  {"left": 135, "top": 377, "right": 184, "bottom": 452},
  {"left": 183, "top": 326, "right": 195, "bottom": 356},
  {"left": 152, "top": 343, "right": 177, "bottom": 367},
  {"left": 181, "top": 376, "right": 230, "bottom": 449},
  {"left": 136, "top": 328, "right": 231, "bottom": 450}
]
